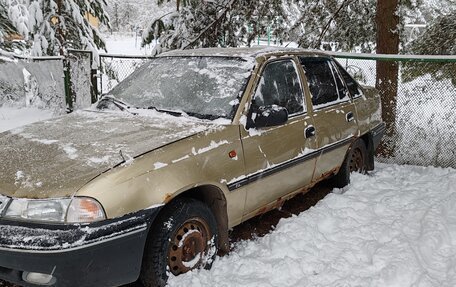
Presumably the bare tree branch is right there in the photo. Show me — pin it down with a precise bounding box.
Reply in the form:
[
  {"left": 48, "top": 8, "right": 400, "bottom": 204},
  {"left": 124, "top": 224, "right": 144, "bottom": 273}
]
[{"left": 316, "top": 0, "right": 354, "bottom": 46}]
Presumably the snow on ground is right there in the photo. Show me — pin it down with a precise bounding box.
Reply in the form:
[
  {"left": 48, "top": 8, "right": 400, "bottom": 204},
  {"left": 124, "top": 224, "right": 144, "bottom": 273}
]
[
  {"left": 169, "top": 163, "right": 456, "bottom": 287},
  {"left": 0, "top": 106, "right": 54, "bottom": 133},
  {"left": 103, "top": 32, "right": 155, "bottom": 55}
]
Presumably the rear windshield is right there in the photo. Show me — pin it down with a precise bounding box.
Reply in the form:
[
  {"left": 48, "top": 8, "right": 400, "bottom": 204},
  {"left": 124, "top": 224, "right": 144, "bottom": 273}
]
[{"left": 109, "top": 56, "right": 253, "bottom": 119}]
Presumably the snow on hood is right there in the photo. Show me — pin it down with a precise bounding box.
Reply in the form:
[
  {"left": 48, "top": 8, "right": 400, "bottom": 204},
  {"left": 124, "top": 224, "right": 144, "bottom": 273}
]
[{"left": 0, "top": 109, "right": 221, "bottom": 199}]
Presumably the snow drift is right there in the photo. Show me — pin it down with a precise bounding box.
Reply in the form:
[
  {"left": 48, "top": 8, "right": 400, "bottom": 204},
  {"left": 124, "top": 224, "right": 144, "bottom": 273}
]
[{"left": 168, "top": 163, "right": 456, "bottom": 287}]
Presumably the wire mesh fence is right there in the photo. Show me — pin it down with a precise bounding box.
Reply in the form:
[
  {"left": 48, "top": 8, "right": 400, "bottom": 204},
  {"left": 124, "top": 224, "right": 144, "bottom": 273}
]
[
  {"left": 332, "top": 53, "right": 456, "bottom": 168},
  {"left": 98, "top": 54, "right": 154, "bottom": 94}
]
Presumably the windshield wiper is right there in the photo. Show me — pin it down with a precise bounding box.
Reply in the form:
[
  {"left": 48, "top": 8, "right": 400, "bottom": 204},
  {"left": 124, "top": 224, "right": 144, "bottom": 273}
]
[
  {"left": 146, "top": 106, "right": 183, "bottom": 117},
  {"left": 97, "top": 95, "right": 137, "bottom": 114},
  {"left": 145, "top": 106, "right": 220, "bottom": 120},
  {"left": 184, "top": 111, "right": 221, "bottom": 121}
]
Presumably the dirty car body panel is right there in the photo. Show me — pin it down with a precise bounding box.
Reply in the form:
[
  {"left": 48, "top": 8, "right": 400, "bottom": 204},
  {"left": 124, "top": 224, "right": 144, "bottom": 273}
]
[{"left": 0, "top": 47, "right": 384, "bottom": 287}]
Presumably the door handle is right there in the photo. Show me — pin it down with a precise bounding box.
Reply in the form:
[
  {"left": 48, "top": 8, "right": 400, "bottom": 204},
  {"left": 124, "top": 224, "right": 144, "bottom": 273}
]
[
  {"left": 346, "top": 112, "right": 355, "bottom": 122},
  {"left": 305, "top": 126, "right": 316, "bottom": 139}
]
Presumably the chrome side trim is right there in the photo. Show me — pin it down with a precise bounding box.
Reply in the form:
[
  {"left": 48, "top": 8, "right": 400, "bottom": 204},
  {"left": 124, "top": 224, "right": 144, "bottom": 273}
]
[{"left": 228, "top": 136, "right": 354, "bottom": 191}]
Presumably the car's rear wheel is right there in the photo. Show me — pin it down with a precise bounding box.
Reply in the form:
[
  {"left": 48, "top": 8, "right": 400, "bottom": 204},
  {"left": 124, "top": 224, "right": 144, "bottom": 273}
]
[
  {"left": 331, "top": 139, "right": 367, "bottom": 188},
  {"left": 140, "top": 198, "right": 218, "bottom": 287}
]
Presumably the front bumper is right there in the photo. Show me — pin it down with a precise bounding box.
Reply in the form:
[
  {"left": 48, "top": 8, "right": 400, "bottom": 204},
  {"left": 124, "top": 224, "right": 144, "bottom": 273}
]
[{"left": 0, "top": 208, "right": 161, "bottom": 287}]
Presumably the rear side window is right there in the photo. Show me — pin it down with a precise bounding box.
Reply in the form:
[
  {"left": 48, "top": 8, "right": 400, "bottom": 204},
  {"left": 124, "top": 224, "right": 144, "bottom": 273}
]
[
  {"left": 253, "top": 59, "right": 305, "bottom": 115},
  {"left": 335, "top": 62, "right": 363, "bottom": 97},
  {"left": 300, "top": 57, "right": 347, "bottom": 107}
]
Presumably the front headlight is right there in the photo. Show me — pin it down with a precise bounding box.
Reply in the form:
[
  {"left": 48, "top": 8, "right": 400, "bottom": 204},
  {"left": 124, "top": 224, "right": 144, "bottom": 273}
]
[
  {"left": 4, "top": 198, "right": 71, "bottom": 222},
  {"left": 3, "top": 197, "right": 106, "bottom": 224}
]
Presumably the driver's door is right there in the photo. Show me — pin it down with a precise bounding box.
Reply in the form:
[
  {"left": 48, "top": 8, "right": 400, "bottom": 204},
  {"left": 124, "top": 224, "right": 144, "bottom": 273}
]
[{"left": 238, "top": 58, "right": 317, "bottom": 220}]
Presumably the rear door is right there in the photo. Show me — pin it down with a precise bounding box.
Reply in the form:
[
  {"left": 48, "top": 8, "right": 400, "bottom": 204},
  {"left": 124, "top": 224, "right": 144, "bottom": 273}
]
[
  {"left": 236, "top": 58, "right": 318, "bottom": 219},
  {"left": 334, "top": 61, "right": 374, "bottom": 135},
  {"left": 299, "top": 57, "right": 359, "bottom": 181}
]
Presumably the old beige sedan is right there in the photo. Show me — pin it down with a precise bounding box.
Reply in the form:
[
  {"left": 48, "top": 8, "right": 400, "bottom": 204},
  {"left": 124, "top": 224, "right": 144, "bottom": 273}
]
[{"left": 0, "top": 47, "right": 384, "bottom": 287}]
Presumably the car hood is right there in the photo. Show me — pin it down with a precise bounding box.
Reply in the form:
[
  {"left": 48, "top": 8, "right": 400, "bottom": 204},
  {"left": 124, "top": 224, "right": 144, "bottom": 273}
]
[{"left": 0, "top": 109, "right": 221, "bottom": 199}]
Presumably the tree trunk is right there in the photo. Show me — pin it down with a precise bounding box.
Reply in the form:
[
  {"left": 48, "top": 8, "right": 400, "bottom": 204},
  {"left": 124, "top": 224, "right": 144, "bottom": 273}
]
[
  {"left": 376, "top": 0, "right": 400, "bottom": 157},
  {"left": 56, "top": 0, "right": 65, "bottom": 56}
]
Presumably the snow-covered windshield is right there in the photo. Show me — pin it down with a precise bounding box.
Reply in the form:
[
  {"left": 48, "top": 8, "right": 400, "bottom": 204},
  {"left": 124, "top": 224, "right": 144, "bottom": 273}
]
[{"left": 108, "top": 56, "right": 253, "bottom": 119}]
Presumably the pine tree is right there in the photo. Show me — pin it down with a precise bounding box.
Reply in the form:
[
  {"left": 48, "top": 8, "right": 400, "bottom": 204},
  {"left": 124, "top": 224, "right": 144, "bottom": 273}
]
[
  {"left": 2, "top": 0, "right": 111, "bottom": 56},
  {"left": 421, "top": 0, "right": 455, "bottom": 21},
  {"left": 26, "top": 0, "right": 110, "bottom": 56},
  {"left": 0, "top": 1, "right": 20, "bottom": 51},
  {"left": 1, "top": 0, "right": 30, "bottom": 52},
  {"left": 143, "top": 0, "right": 424, "bottom": 55},
  {"left": 408, "top": 10, "right": 456, "bottom": 55},
  {"left": 285, "top": 0, "right": 377, "bottom": 52},
  {"left": 403, "top": 10, "right": 456, "bottom": 85},
  {"left": 106, "top": 0, "right": 140, "bottom": 32},
  {"left": 142, "top": 0, "right": 290, "bottom": 55}
]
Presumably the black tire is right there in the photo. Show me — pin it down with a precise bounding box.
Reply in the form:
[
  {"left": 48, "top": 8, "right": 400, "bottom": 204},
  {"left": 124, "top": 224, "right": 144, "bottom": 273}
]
[
  {"left": 140, "top": 198, "right": 218, "bottom": 287},
  {"left": 331, "top": 139, "right": 368, "bottom": 188}
]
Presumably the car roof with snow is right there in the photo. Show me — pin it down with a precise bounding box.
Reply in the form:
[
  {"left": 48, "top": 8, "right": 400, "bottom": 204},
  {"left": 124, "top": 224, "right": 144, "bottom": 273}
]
[{"left": 159, "top": 46, "right": 331, "bottom": 60}]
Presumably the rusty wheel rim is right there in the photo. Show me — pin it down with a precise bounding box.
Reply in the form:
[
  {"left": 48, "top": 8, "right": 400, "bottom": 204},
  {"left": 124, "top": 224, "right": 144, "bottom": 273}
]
[
  {"left": 168, "top": 218, "right": 211, "bottom": 276},
  {"left": 349, "top": 148, "right": 364, "bottom": 173}
]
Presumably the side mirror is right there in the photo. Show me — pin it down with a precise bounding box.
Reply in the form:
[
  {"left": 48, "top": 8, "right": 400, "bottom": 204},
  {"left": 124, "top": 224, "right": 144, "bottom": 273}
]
[{"left": 248, "top": 105, "right": 288, "bottom": 129}]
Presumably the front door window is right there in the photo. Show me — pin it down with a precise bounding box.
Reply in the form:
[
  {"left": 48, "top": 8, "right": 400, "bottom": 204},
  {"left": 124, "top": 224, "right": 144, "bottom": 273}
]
[{"left": 252, "top": 60, "right": 305, "bottom": 116}]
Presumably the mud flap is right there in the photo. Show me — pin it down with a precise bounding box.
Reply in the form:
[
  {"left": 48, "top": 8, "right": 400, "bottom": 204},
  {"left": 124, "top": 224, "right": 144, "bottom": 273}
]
[{"left": 366, "top": 133, "right": 375, "bottom": 171}]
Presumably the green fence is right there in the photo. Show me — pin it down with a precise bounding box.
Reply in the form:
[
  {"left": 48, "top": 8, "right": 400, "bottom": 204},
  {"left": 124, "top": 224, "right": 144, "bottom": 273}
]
[{"left": 330, "top": 52, "right": 456, "bottom": 168}]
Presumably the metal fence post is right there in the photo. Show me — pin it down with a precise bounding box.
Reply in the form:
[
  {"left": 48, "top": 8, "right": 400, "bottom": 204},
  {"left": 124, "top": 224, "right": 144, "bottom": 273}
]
[
  {"left": 89, "top": 51, "right": 98, "bottom": 103},
  {"left": 99, "top": 54, "right": 103, "bottom": 98},
  {"left": 63, "top": 58, "right": 73, "bottom": 112}
]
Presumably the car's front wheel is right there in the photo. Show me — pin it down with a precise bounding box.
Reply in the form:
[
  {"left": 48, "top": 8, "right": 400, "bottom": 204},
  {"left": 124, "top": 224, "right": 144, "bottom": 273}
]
[
  {"left": 331, "top": 139, "right": 368, "bottom": 188},
  {"left": 140, "top": 198, "right": 218, "bottom": 287}
]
